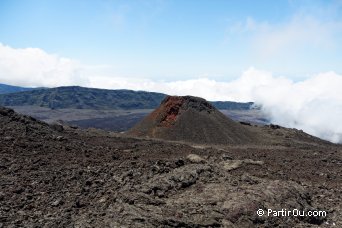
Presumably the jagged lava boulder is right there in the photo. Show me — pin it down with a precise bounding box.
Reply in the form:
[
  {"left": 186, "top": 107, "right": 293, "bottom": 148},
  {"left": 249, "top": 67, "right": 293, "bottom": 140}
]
[{"left": 127, "top": 96, "right": 257, "bottom": 145}]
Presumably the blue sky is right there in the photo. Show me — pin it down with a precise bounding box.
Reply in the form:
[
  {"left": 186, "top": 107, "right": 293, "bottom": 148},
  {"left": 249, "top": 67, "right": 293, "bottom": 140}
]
[{"left": 1, "top": 0, "right": 342, "bottom": 82}]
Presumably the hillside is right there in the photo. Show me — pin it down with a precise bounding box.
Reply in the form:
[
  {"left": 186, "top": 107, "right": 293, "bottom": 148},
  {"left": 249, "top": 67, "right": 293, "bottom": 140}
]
[
  {"left": 0, "top": 86, "right": 254, "bottom": 110},
  {"left": 211, "top": 100, "right": 254, "bottom": 110},
  {"left": 0, "top": 83, "right": 35, "bottom": 94},
  {"left": 0, "top": 86, "right": 166, "bottom": 110}
]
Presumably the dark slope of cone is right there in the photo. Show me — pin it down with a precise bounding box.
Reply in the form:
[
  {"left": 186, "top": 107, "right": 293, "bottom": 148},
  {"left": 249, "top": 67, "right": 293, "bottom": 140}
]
[{"left": 127, "top": 96, "right": 258, "bottom": 144}]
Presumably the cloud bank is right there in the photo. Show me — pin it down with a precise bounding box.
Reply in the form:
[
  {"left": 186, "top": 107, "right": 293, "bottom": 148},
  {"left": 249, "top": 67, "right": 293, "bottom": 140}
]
[
  {"left": 0, "top": 43, "right": 342, "bottom": 143},
  {"left": 233, "top": 69, "right": 342, "bottom": 144},
  {"left": 0, "top": 43, "right": 87, "bottom": 87},
  {"left": 226, "top": 1, "right": 342, "bottom": 76}
]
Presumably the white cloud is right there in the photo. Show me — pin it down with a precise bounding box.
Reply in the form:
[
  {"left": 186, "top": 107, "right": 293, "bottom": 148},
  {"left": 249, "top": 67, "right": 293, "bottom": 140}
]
[
  {"left": 1, "top": 44, "right": 342, "bottom": 143},
  {"left": 227, "top": 4, "right": 342, "bottom": 60},
  {"left": 252, "top": 15, "right": 341, "bottom": 58},
  {"left": 0, "top": 43, "right": 87, "bottom": 87},
  {"left": 231, "top": 68, "right": 342, "bottom": 143}
]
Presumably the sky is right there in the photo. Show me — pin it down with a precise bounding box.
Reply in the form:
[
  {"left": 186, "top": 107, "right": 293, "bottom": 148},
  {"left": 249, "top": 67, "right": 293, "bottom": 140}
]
[
  {"left": 1, "top": 0, "right": 342, "bottom": 81},
  {"left": 1, "top": 0, "right": 342, "bottom": 143}
]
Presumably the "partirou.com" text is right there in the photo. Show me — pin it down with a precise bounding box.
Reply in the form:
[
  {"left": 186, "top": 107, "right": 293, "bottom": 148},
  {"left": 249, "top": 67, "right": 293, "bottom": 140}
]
[{"left": 257, "top": 208, "right": 327, "bottom": 217}]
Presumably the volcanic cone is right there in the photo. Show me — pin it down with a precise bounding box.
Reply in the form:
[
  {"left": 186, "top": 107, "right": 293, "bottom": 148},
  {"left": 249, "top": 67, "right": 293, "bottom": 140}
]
[{"left": 127, "top": 96, "right": 257, "bottom": 145}]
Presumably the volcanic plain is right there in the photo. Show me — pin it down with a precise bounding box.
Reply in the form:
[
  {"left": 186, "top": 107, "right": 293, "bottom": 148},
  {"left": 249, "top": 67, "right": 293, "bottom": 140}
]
[{"left": 0, "top": 96, "right": 341, "bottom": 227}]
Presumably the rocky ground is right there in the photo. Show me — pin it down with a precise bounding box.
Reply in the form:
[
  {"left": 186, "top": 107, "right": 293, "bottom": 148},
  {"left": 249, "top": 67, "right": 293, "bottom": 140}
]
[{"left": 0, "top": 107, "right": 342, "bottom": 227}]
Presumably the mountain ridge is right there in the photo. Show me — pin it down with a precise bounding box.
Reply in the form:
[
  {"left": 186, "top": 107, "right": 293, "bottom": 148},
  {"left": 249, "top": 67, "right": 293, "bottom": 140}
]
[
  {"left": 0, "top": 85, "right": 255, "bottom": 110},
  {"left": 0, "top": 83, "right": 36, "bottom": 94}
]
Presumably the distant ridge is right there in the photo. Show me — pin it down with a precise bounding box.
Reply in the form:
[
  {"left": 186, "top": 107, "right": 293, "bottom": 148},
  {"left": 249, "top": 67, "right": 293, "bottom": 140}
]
[
  {"left": 127, "top": 95, "right": 258, "bottom": 144},
  {"left": 0, "top": 83, "right": 35, "bottom": 94},
  {"left": 0, "top": 86, "right": 166, "bottom": 110},
  {"left": 0, "top": 86, "right": 255, "bottom": 110}
]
